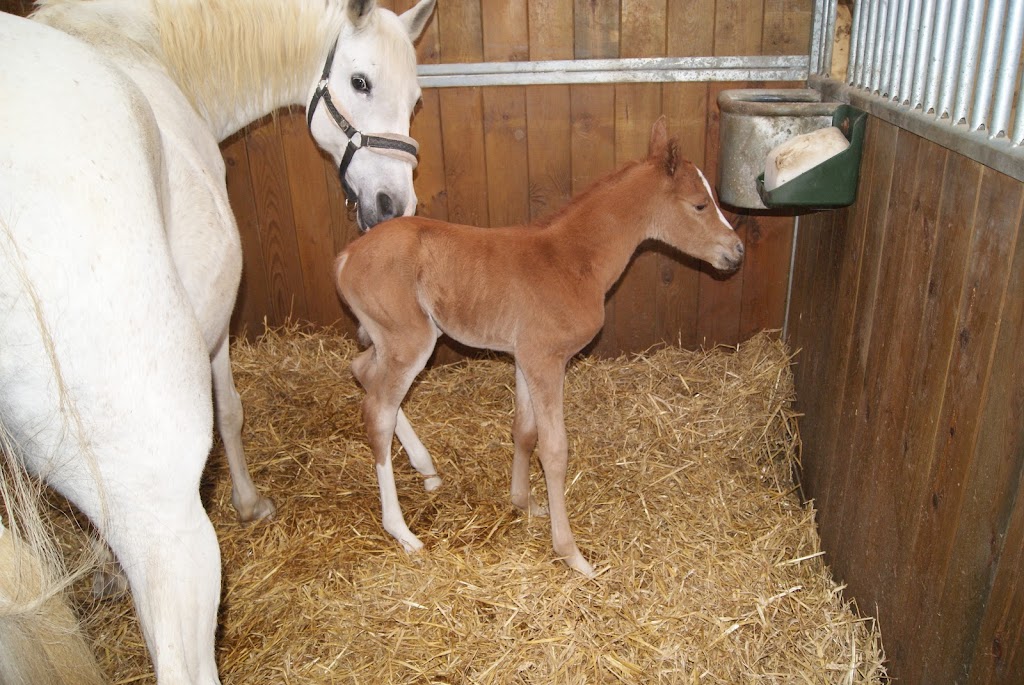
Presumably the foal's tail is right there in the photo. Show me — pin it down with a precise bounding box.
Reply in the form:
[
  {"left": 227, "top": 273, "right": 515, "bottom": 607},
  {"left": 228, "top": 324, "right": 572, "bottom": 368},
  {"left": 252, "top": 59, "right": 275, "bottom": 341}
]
[{"left": 0, "top": 422, "right": 107, "bottom": 685}]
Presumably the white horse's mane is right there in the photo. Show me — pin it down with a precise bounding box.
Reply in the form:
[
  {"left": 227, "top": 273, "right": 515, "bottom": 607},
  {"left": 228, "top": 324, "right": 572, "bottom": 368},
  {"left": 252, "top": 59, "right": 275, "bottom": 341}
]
[
  {"left": 155, "top": 0, "right": 343, "bottom": 131},
  {"left": 32, "top": 0, "right": 352, "bottom": 136}
]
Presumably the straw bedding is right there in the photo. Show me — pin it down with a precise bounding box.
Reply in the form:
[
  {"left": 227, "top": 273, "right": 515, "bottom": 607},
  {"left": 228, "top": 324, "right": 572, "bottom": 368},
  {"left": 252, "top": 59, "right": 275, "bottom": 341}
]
[{"left": 55, "top": 327, "right": 885, "bottom": 683}]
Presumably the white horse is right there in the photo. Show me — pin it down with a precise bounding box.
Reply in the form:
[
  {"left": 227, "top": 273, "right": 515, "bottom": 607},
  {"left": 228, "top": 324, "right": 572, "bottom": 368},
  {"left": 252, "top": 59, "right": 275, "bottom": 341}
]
[{"left": 0, "top": 0, "right": 435, "bottom": 682}]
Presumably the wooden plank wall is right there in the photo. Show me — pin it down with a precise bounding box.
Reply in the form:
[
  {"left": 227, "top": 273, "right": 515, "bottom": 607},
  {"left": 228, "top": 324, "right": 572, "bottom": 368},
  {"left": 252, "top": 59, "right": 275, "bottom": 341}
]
[
  {"left": 789, "top": 116, "right": 1024, "bottom": 684},
  {"left": 218, "top": 0, "right": 810, "bottom": 357}
]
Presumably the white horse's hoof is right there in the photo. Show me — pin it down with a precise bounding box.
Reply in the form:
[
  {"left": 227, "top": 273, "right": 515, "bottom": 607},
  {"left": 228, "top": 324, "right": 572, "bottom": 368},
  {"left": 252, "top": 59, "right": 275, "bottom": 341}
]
[
  {"left": 423, "top": 475, "right": 443, "bottom": 492},
  {"left": 234, "top": 493, "right": 276, "bottom": 523}
]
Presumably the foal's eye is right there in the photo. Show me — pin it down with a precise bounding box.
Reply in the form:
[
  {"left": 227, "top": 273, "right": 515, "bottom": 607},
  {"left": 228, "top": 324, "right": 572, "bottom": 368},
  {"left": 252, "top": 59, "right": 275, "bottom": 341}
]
[
  {"left": 351, "top": 74, "right": 371, "bottom": 94},
  {"left": 694, "top": 203, "right": 708, "bottom": 212}
]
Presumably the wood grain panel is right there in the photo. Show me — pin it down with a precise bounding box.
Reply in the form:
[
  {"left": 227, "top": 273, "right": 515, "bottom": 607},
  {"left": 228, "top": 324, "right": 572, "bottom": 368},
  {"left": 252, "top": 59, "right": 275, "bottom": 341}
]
[
  {"left": 965, "top": 207, "right": 1024, "bottom": 685},
  {"left": 279, "top": 110, "right": 345, "bottom": 327},
  {"left": 908, "top": 169, "right": 1023, "bottom": 684},
  {"left": 658, "top": 0, "right": 715, "bottom": 348},
  {"left": 224, "top": 133, "right": 272, "bottom": 338},
  {"left": 481, "top": 0, "right": 530, "bottom": 227},
  {"left": 571, "top": 0, "right": 618, "bottom": 355},
  {"left": 612, "top": 0, "right": 666, "bottom": 352},
  {"left": 525, "top": 1, "right": 573, "bottom": 222},
  {"left": 244, "top": 118, "right": 310, "bottom": 325}
]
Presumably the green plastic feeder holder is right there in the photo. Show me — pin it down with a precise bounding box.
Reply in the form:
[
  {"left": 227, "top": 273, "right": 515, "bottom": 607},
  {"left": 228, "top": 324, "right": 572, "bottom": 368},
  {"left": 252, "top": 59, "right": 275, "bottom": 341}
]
[{"left": 756, "top": 105, "right": 867, "bottom": 209}]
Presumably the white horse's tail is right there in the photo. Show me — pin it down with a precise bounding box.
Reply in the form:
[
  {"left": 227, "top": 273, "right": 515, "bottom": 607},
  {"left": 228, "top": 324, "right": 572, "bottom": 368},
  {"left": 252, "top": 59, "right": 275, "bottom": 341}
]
[{"left": 0, "top": 423, "right": 107, "bottom": 685}]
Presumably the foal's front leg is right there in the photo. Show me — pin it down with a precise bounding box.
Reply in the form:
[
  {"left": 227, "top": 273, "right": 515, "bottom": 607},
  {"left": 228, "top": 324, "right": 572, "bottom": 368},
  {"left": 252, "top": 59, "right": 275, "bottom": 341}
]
[
  {"left": 511, "top": 364, "right": 548, "bottom": 516},
  {"left": 519, "top": 357, "right": 595, "bottom": 577}
]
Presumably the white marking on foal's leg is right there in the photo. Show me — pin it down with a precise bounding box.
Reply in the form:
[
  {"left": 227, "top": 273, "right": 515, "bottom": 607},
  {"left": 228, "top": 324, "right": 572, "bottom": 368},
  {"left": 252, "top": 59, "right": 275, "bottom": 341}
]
[
  {"left": 395, "top": 408, "right": 442, "bottom": 491},
  {"left": 376, "top": 452, "right": 425, "bottom": 553},
  {"left": 696, "top": 167, "right": 733, "bottom": 229}
]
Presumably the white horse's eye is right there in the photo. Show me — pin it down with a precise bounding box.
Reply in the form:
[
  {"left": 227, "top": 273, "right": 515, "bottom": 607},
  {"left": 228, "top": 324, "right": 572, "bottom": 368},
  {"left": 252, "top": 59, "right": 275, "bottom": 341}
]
[{"left": 351, "top": 74, "right": 371, "bottom": 94}]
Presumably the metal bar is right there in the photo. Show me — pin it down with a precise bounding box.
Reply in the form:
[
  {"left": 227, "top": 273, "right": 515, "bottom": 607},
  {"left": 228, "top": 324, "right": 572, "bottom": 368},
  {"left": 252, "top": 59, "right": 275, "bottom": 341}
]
[
  {"left": 1013, "top": 83, "right": 1024, "bottom": 145},
  {"left": 989, "top": 0, "right": 1024, "bottom": 139},
  {"left": 910, "top": 0, "right": 937, "bottom": 109},
  {"left": 899, "top": 0, "right": 924, "bottom": 105},
  {"left": 850, "top": 0, "right": 868, "bottom": 85},
  {"left": 970, "top": 0, "right": 1007, "bottom": 132},
  {"left": 822, "top": 0, "right": 838, "bottom": 76},
  {"left": 937, "top": 0, "right": 970, "bottom": 119},
  {"left": 889, "top": 0, "right": 913, "bottom": 100},
  {"left": 953, "top": 0, "right": 987, "bottom": 125},
  {"left": 810, "top": 0, "right": 826, "bottom": 73},
  {"left": 864, "top": 0, "right": 881, "bottom": 91},
  {"left": 923, "top": 0, "right": 952, "bottom": 114},
  {"left": 879, "top": 0, "right": 902, "bottom": 97},
  {"left": 868, "top": 0, "right": 888, "bottom": 93}
]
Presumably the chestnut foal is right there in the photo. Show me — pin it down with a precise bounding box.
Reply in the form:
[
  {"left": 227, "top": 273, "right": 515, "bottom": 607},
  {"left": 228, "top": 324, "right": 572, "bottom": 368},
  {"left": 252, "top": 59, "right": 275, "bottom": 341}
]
[{"left": 335, "top": 117, "right": 744, "bottom": 576}]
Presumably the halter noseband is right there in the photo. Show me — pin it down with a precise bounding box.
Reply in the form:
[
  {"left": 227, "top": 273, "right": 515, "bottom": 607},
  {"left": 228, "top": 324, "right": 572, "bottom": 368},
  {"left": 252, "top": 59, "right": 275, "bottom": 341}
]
[{"left": 307, "top": 39, "right": 420, "bottom": 208}]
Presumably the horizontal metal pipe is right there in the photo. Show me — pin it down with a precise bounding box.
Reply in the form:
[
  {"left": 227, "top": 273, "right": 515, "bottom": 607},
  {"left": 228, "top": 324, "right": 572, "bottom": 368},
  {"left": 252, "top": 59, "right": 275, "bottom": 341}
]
[{"left": 416, "top": 56, "right": 809, "bottom": 87}]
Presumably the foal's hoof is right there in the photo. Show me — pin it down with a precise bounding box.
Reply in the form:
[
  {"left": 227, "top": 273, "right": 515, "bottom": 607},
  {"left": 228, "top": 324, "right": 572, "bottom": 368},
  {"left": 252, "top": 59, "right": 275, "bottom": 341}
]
[
  {"left": 235, "top": 495, "right": 276, "bottom": 523},
  {"left": 423, "top": 474, "right": 443, "bottom": 492}
]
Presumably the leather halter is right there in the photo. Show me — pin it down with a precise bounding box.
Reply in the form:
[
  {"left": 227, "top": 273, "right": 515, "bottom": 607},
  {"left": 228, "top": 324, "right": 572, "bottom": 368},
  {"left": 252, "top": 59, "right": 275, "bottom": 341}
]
[{"left": 307, "top": 39, "right": 420, "bottom": 208}]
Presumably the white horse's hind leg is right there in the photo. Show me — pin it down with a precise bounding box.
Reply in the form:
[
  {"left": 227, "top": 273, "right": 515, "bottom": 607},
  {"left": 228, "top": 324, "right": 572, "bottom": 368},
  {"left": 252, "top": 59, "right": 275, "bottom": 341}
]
[
  {"left": 212, "top": 334, "right": 275, "bottom": 521},
  {"left": 102, "top": 493, "right": 221, "bottom": 684}
]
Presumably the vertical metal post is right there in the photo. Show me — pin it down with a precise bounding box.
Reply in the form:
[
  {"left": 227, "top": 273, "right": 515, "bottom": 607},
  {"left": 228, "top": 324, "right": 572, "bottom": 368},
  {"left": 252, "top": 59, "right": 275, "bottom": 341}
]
[
  {"left": 869, "top": 0, "right": 890, "bottom": 93},
  {"left": 910, "top": 0, "right": 937, "bottom": 109},
  {"left": 899, "top": 0, "right": 924, "bottom": 104},
  {"left": 970, "top": 0, "right": 1007, "bottom": 132},
  {"left": 850, "top": 0, "right": 868, "bottom": 85},
  {"left": 822, "top": 0, "right": 838, "bottom": 76},
  {"left": 952, "top": 0, "right": 987, "bottom": 125},
  {"left": 937, "top": 0, "right": 969, "bottom": 119},
  {"left": 989, "top": 0, "right": 1024, "bottom": 138},
  {"left": 864, "top": 0, "right": 881, "bottom": 91},
  {"left": 889, "top": 0, "right": 914, "bottom": 100},
  {"left": 879, "top": 0, "right": 902, "bottom": 98},
  {"left": 924, "top": 0, "right": 953, "bottom": 114}
]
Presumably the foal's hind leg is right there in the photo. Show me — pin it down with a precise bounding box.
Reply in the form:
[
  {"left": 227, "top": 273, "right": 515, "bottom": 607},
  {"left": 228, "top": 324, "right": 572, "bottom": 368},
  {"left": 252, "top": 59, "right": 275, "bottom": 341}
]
[
  {"left": 511, "top": 364, "right": 548, "bottom": 516},
  {"left": 351, "top": 331, "right": 437, "bottom": 553},
  {"left": 353, "top": 344, "right": 442, "bottom": 491},
  {"left": 212, "top": 333, "right": 275, "bottom": 521}
]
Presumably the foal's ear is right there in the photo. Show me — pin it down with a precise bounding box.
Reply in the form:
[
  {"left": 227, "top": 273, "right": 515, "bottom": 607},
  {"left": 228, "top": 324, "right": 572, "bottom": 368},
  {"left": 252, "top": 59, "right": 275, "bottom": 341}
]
[
  {"left": 648, "top": 116, "right": 678, "bottom": 176},
  {"left": 346, "top": 0, "right": 377, "bottom": 29},
  {"left": 648, "top": 116, "right": 669, "bottom": 159},
  {"left": 400, "top": 0, "right": 437, "bottom": 42}
]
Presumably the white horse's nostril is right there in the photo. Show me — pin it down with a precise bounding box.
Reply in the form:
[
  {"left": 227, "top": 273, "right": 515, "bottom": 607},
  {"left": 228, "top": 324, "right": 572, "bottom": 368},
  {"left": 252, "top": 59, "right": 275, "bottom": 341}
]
[{"left": 377, "top": 192, "right": 396, "bottom": 222}]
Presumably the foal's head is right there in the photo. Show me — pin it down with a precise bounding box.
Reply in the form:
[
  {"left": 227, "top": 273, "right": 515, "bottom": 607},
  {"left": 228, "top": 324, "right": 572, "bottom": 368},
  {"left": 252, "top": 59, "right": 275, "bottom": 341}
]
[{"left": 645, "top": 117, "right": 744, "bottom": 273}]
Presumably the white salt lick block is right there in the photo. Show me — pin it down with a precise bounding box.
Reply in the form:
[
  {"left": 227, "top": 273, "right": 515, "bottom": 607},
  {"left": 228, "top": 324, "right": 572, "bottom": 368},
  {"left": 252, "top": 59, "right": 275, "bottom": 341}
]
[{"left": 763, "top": 126, "right": 851, "bottom": 192}]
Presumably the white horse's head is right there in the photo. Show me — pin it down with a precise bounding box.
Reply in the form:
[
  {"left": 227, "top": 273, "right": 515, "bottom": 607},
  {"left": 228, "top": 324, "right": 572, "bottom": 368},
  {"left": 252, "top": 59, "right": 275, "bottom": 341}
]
[{"left": 308, "top": 0, "right": 436, "bottom": 231}]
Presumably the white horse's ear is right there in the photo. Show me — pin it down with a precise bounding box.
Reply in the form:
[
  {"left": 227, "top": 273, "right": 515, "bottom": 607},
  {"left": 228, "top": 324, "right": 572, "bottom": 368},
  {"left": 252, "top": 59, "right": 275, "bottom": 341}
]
[
  {"left": 399, "top": 0, "right": 437, "bottom": 42},
  {"left": 346, "top": 0, "right": 377, "bottom": 29}
]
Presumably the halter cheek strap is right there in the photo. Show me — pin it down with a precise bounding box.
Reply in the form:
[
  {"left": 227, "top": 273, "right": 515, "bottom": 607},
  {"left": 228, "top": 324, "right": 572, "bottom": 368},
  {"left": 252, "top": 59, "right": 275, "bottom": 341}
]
[{"left": 307, "top": 39, "right": 420, "bottom": 207}]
